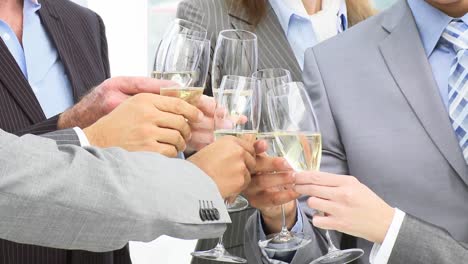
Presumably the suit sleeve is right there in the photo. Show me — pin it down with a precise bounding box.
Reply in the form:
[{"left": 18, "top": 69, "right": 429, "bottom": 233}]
[
  {"left": 388, "top": 214, "right": 468, "bottom": 264},
  {"left": 0, "top": 129, "right": 230, "bottom": 252},
  {"left": 15, "top": 114, "right": 61, "bottom": 136}
]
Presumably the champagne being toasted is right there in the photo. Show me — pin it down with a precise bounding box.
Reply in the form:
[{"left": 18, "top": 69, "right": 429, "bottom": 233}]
[
  {"left": 151, "top": 71, "right": 199, "bottom": 87},
  {"left": 257, "top": 132, "right": 322, "bottom": 171},
  {"left": 214, "top": 129, "right": 257, "bottom": 144},
  {"left": 160, "top": 87, "right": 204, "bottom": 105}
]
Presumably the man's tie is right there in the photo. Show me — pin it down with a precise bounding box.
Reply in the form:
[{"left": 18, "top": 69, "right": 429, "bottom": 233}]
[{"left": 442, "top": 20, "right": 468, "bottom": 165}]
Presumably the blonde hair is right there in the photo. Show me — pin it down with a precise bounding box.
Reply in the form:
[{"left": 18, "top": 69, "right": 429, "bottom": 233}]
[
  {"left": 345, "top": 0, "right": 377, "bottom": 27},
  {"left": 238, "top": 0, "right": 376, "bottom": 27}
]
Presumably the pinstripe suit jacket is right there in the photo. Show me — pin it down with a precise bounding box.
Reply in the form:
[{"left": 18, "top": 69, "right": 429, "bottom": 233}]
[
  {"left": 177, "top": 1, "right": 302, "bottom": 263},
  {"left": 0, "top": 0, "right": 131, "bottom": 263}
]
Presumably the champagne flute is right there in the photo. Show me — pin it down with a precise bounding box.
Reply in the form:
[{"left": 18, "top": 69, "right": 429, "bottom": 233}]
[
  {"left": 191, "top": 75, "right": 261, "bottom": 263},
  {"left": 211, "top": 29, "right": 258, "bottom": 211},
  {"left": 266, "top": 82, "right": 364, "bottom": 263},
  {"left": 157, "top": 35, "right": 210, "bottom": 105},
  {"left": 153, "top": 19, "right": 207, "bottom": 73},
  {"left": 254, "top": 70, "right": 314, "bottom": 252}
]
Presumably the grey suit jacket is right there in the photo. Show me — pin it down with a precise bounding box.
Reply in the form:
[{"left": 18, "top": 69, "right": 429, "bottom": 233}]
[
  {"left": 0, "top": 129, "right": 230, "bottom": 252},
  {"left": 245, "top": 1, "right": 468, "bottom": 263},
  {"left": 177, "top": 1, "right": 303, "bottom": 262}
]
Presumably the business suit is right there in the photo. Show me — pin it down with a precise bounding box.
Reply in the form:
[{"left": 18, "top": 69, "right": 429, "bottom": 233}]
[
  {"left": 244, "top": 1, "right": 468, "bottom": 263},
  {"left": 0, "top": 128, "right": 230, "bottom": 253},
  {"left": 0, "top": 0, "right": 127, "bottom": 263},
  {"left": 177, "top": 1, "right": 302, "bottom": 262}
]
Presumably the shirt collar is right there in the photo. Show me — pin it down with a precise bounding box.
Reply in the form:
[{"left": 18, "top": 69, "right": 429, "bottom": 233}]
[
  {"left": 269, "top": 0, "right": 348, "bottom": 34},
  {"left": 408, "top": 0, "right": 468, "bottom": 57},
  {"left": 24, "top": 0, "right": 41, "bottom": 13}
]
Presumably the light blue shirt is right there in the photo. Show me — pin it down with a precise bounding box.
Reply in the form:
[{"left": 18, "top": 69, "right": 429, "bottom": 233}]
[
  {"left": 408, "top": 0, "right": 468, "bottom": 110},
  {"left": 269, "top": 0, "right": 348, "bottom": 69},
  {"left": 0, "top": 0, "right": 74, "bottom": 119}
]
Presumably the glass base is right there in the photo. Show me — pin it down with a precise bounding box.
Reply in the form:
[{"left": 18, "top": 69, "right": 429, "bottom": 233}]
[
  {"left": 191, "top": 246, "right": 247, "bottom": 263},
  {"left": 226, "top": 196, "right": 249, "bottom": 212},
  {"left": 309, "top": 248, "right": 364, "bottom": 264},
  {"left": 258, "top": 231, "right": 312, "bottom": 253}
]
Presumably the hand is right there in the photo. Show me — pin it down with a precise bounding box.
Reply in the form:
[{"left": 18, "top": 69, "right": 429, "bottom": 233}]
[
  {"left": 186, "top": 95, "right": 216, "bottom": 152},
  {"left": 243, "top": 141, "right": 299, "bottom": 234},
  {"left": 58, "top": 77, "right": 175, "bottom": 129},
  {"left": 188, "top": 136, "right": 257, "bottom": 199},
  {"left": 294, "top": 171, "right": 395, "bottom": 244},
  {"left": 83, "top": 93, "right": 203, "bottom": 157}
]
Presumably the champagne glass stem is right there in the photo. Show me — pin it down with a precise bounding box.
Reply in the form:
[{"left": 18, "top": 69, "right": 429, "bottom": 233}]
[
  {"left": 215, "top": 234, "right": 226, "bottom": 251},
  {"left": 325, "top": 230, "right": 339, "bottom": 252},
  {"left": 280, "top": 204, "right": 289, "bottom": 234}
]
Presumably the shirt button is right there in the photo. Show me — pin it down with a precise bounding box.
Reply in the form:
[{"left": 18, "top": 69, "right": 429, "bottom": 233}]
[{"left": 2, "top": 33, "right": 10, "bottom": 41}]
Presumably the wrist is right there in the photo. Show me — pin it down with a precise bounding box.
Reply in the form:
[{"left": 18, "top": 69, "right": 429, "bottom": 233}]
[
  {"left": 261, "top": 200, "right": 297, "bottom": 235},
  {"left": 374, "top": 206, "right": 396, "bottom": 244},
  {"left": 83, "top": 125, "right": 101, "bottom": 147}
]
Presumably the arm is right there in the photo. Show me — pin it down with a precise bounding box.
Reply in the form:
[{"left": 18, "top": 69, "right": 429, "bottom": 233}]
[
  {"left": 0, "top": 129, "right": 230, "bottom": 252},
  {"left": 388, "top": 214, "right": 468, "bottom": 264}
]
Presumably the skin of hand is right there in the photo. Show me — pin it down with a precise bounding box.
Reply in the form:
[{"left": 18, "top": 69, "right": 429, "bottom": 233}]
[
  {"left": 294, "top": 171, "right": 395, "bottom": 244},
  {"left": 185, "top": 95, "right": 216, "bottom": 152},
  {"left": 243, "top": 141, "right": 300, "bottom": 235},
  {"left": 83, "top": 93, "right": 203, "bottom": 157},
  {"left": 187, "top": 136, "right": 259, "bottom": 199},
  {"left": 58, "top": 77, "right": 176, "bottom": 129}
]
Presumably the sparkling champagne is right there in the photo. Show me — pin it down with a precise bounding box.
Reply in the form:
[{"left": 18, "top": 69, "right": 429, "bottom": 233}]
[
  {"left": 257, "top": 132, "right": 322, "bottom": 171},
  {"left": 214, "top": 129, "right": 257, "bottom": 144},
  {"left": 160, "top": 87, "right": 204, "bottom": 105},
  {"left": 151, "top": 71, "right": 199, "bottom": 87}
]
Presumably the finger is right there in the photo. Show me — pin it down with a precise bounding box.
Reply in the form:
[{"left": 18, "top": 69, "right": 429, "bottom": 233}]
[
  {"left": 307, "top": 196, "right": 340, "bottom": 215},
  {"left": 196, "top": 95, "right": 216, "bottom": 117},
  {"left": 244, "top": 151, "right": 257, "bottom": 174},
  {"left": 154, "top": 113, "right": 192, "bottom": 141},
  {"left": 190, "top": 115, "right": 214, "bottom": 130},
  {"left": 293, "top": 184, "right": 336, "bottom": 200},
  {"left": 115, "top": 77, "right": 177, "bottom": 95},
  {"left": 255, "top": 155, "right": 292, "bottom": 173},
  {"left": 254, "top": 140, "right": 268, "bottom": 154},
  {"left": 189, "top": 131, "right": 214, "bottom": 145},
  {"left": 253, "top": 189, "right": 300, "bottom": 208},
  {"left": 156, "top": 142, "right": 179, "bottom": 158},
  {"left": 312, "top": 215, "right": 339, "bottom": 231},
  {"left": 151, "top": 94, "right": 203, "bottom": 123},
  {"left": 243, "top": 167, "right": 252, "bottom": 191},
  {"left": 154, "top": 127, "right": 186, "bottom": 152},
  {"left": 294, "top": 171, "right": 350, "bottom": 187},
  {"left": 251, "top": 171, "right": 295, "bottom": 190},
  {"left": 234, "top": 136, "right": 256, "bottom": 156}
]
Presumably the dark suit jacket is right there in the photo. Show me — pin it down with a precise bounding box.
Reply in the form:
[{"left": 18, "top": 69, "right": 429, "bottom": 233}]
[{"left": 0, "top": 0, "right": 131, "bottom": 263}]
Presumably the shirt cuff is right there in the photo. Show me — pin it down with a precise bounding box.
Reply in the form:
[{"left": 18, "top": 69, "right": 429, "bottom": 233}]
[
  {"left": 73, "top": 127, "right": 90, "bottom": 147},
  {"left": 369, "top": 208, "right": 406, "bottom": 264},
  {"left": 258, "top": 201, "right": 303, "bottom": 262}
]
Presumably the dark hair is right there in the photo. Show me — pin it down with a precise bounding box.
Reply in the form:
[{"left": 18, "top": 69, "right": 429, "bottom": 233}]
[
  {"left": 239, "top": 0, "right": 376, "bottom": 27},
  {"left": 239, "top": 0, "right": 267, "bottom": 26}
]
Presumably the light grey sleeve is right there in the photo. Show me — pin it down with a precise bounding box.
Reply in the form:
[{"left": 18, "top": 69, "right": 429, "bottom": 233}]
[
  {"left": 389, "top": 214, "right": 468, "bottom": 264},
  {"left": 0, "top": 129, "right": 230, "bottom": 252},
  {"left": 41, "top": 128, "right": 81, "bottom": 146}
]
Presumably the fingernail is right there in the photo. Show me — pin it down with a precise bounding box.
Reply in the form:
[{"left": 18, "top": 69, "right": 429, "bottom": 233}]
[{"left": 283, "top": 160, "right": 292, "bottom": 169}]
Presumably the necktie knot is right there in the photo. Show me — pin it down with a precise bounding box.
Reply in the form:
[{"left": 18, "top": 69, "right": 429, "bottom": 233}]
[{"left": 441, "top": 19, "right": 468, "bottom": 53}]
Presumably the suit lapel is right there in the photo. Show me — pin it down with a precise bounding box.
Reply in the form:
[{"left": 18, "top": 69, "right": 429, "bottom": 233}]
[
  {"left": 379, "top": 1, "right": 468, "bottom": 183},
  {"left": 0, "top": 40, "right": 46, "bottom": 123},
  {"left": 227, "top": 1, "right": 302, "bottom": 82},
  {"left": 39, "top": 0, "right": 83, "bottom": 102}
]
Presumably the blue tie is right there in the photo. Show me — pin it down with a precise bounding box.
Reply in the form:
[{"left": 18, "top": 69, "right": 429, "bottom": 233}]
[{"left": 441, "top": 20, "right": 468, "bottom": 164}]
